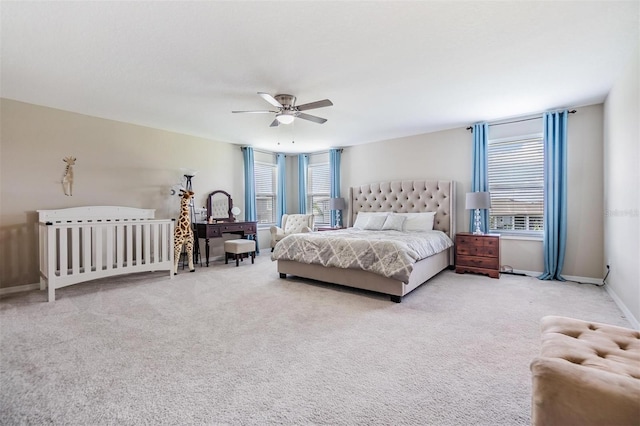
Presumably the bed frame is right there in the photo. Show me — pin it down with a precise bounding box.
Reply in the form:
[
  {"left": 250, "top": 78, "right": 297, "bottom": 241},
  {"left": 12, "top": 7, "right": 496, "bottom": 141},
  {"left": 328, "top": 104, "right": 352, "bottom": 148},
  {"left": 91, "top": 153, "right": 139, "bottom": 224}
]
[
  {"left": 277, "top": 180, "right": 455, "bottom": 302},
  {"left": 38, "top": 206, "right": 174, "bottom": 302}
]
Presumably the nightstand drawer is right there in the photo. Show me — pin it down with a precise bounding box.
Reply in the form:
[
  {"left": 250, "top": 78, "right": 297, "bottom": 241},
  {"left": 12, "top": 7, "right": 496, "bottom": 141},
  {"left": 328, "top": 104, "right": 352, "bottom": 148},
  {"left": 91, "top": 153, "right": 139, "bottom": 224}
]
[
  {"left": 457, "top": 234, "right": 498, "bottom": 246},
  {"left": 456, "top": 255, "right": 499, "bottom": 270},
  {"left": 456, "top": 235, "right": 485, "bottom": 247},
  {"left": 456, "top": 245, "right": 498, "bottom": 258}
]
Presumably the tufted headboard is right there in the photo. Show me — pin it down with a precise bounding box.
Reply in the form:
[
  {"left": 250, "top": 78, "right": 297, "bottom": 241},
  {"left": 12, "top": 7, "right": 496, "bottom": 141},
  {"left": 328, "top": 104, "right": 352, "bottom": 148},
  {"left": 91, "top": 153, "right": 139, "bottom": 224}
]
[{"left": 348, "top": 180, "right": 455, "bottom": 237}]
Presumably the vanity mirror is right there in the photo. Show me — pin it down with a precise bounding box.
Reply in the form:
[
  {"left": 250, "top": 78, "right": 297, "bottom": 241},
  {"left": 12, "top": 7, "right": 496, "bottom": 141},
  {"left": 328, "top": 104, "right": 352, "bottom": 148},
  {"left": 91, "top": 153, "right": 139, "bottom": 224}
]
[{"left": 206, "top": 190, "right": 234, "bottom": 222}]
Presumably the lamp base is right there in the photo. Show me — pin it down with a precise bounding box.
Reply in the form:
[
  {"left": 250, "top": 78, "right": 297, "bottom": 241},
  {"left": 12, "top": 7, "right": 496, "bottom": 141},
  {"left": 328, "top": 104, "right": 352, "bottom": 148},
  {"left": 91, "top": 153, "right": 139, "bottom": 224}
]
[{"left": 473, "top": 208, "right": 484, "bottom": 235}]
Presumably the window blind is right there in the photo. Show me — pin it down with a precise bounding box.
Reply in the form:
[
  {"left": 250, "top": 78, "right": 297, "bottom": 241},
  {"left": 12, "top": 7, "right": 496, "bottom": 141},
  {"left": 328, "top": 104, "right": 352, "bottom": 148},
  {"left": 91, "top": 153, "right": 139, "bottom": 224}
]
[
  {"left": 307, "top": 163, "right": 331, "bottom": 226},
  {"left": 488, "top": 136, "right": 544, "bottom": 232},
  {"left": 255, "top": 161, "right": 276, "bottom": 224}
]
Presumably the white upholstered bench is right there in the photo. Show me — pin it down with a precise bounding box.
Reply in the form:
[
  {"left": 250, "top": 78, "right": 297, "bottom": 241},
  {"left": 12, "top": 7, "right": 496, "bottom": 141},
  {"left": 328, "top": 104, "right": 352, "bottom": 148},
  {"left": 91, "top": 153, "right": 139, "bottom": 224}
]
[
  {"left": 224, "top": 239, "right": 256, "bottom": 267},
  {"left": 530, "top": 315, "right": 640, "bottom": 426}
]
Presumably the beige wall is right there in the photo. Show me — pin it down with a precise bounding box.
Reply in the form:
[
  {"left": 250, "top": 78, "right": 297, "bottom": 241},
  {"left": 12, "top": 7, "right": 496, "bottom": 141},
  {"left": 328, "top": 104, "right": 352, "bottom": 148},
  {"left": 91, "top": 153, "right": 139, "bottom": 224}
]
[
  {"left": 341, "top": 104, "right": 605, "bottom": 279},
  {"left": 603, "top": 45, "right": 640, "bottom": 325},
  {"left": 0, "top": 99, "right": 248, "bottom": 288}
]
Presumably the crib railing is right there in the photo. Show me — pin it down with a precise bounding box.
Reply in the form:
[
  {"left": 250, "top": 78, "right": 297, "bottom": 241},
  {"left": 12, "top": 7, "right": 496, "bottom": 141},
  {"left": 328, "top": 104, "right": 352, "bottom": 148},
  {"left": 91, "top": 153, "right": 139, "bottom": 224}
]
[{"left": 38, "top": 207, "right": 174, "bottom": 302}]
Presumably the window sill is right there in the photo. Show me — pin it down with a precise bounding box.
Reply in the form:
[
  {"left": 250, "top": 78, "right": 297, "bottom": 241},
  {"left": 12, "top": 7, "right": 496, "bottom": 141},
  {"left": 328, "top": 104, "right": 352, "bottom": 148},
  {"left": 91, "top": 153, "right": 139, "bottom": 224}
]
[{"left": 496, "top": 234, "right": 543, "bottom": 242}]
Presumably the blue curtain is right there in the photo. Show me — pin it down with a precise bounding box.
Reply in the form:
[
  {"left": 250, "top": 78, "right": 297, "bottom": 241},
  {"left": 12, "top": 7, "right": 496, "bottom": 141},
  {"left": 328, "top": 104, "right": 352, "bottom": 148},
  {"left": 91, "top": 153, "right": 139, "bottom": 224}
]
[
  {"left": 298, "top": 154, "right": 308, "bottom": 214},
  {"left": 242, "top": 147, "right": 257, "bottom": 222},
  {"left": 538, "top": 111, "right": 568, "bottom": 281},
  {"left": 329, "top": 149, "right": 342, "bottom": 227},
  {"left": 276, "top": 153, "right": 286, "bottom": 227},
  {"left": 470, "top": 123, "right": 489, "bottom": 233},
  {"left": 242, "top": 147, "right": 258, "bottom": 254}
]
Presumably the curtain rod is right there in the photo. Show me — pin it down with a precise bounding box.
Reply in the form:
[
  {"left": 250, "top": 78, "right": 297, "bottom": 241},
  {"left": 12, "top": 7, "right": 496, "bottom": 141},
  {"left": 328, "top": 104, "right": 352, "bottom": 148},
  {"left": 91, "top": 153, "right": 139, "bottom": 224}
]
[
  {"left": 240, "top": 146, "right": 275, "bottom": 155},
  {"left": 466, "top": 110, "right": 577, "bottom": 132},
  {"left": 240, "top": 147, "right": 344, "bottom": 155}
]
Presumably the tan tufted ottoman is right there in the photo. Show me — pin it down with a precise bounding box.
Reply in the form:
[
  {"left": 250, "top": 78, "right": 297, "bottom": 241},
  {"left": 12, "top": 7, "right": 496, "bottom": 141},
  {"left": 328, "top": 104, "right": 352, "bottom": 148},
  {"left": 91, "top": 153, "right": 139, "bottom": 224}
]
[
  {"left": 530, "top": 315, "right": 640, "bottom": 426},
  {"left": 224, "top": 239, "right": 256, "bottom": 267}
]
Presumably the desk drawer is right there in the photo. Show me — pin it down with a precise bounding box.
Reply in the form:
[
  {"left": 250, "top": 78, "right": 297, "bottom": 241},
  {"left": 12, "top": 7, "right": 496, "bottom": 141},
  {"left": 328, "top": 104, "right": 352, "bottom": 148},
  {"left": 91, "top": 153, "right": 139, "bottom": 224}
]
[
  {"left": 205, "top": 227, "right": 222, "bottom": 238},
  {"left": 220, "top": 223, "right": 255, "bottom": 233}
]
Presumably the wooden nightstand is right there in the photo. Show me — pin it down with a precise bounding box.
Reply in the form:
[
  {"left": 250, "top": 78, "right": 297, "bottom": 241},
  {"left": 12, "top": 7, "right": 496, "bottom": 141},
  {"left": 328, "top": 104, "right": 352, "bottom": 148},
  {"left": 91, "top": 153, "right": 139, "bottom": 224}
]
[{"left": 455, "top": 232, "right": 500, "bottom": 279}]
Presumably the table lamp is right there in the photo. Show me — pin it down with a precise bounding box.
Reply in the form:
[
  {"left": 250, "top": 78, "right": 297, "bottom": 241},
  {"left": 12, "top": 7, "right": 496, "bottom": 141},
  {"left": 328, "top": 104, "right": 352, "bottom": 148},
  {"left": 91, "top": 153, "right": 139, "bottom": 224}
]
[
  {"left": 466, "top": 192, "right": 491, "bottom": 235},
  {"left": 329, "top": 197, "right": 346, "bottom": 228}
]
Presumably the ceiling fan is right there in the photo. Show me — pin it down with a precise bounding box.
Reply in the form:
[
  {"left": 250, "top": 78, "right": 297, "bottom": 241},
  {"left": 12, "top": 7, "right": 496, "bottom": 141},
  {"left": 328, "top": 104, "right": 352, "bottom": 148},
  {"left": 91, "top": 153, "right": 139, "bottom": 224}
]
[{"left": 232, "top": 92, "right": 333, "bottom": 127}]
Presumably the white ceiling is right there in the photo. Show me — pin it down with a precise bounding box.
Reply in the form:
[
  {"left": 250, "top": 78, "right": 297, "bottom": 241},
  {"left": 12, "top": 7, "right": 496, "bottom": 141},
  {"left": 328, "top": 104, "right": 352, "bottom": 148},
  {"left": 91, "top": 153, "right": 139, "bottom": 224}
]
[{"left": 1, "top": 1, "right": 638, "bottom": 153}]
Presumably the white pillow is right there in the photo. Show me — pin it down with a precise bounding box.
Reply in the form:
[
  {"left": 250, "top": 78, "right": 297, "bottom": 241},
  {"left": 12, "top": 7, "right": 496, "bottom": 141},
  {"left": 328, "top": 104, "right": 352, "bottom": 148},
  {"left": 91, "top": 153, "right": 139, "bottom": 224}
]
[
  {"left": 382, "top": 214, "right": 407, "bottom": 231},
  {"left": 363, "top": 215, "right": 387, "bottom": 230},
  {"left": 353, "top": 212, "right": 389, "bottom": 229},
  {"left": 396, "top": 212, "right": 436, "bottom": 232}
]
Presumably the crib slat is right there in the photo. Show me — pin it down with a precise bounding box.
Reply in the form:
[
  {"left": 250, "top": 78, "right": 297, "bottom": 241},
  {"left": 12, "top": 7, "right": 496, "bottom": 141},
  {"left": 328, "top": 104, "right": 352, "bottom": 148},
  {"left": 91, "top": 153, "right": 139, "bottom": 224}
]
[
  {"left": 105, "top": 224, "right": 114, "bottom": 270},
  {"left": 95, "top": 226, "right": 103, "bottom": 271},
  {"left": 169, "top": 222, "right": 175, "bottom": 278},
  {"left": 126, "top": 223, "right": 133, "bottom": 267},
  {"left": 151, "top": 223, "right": 159, "bottom": 265},
  {"left": 135, "top": 224, "right": 142, "bottom": 266},
  {"left": 47, "top": 226, "right": 56, "bottom": 302},
  {"left": 59, "top": 228, "right": 68, "bottom": 277},
  {"left": 143, "top": 223, "right": 150, "bottom": 265},
  {"left": 71, "top": 227, "right": 80, "bottom": 276},
  {"left": 82, "top": 225, "right": 91, "bottom": 274},
  {"left": 39, "top": 224, "right": 48, "bottom": 290},
  {"left": 161, "top": 223, "right": 168, "bottom": 262},
  {"left": 116, "top": 224, "right": 124, "bottom": 269}
]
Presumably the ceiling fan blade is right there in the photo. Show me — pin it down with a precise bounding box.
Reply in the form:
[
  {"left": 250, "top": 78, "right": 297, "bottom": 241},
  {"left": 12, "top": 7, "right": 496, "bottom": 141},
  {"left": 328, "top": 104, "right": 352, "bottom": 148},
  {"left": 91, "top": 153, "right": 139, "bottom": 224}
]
[
  {"left": 297, "top": 113, "right": 327, "bottom": 124},
  {"left": 258, "top": 92, "right": 283, "bottom": 108},
  {"left": 232, "top": 110, "right": 277, "bottom": 114},
  {"left": 296, "top": 99, "right": 333, "bottom": 111},
  {"left": 269, "top": 118, "right": 280, "bottom": 127}
]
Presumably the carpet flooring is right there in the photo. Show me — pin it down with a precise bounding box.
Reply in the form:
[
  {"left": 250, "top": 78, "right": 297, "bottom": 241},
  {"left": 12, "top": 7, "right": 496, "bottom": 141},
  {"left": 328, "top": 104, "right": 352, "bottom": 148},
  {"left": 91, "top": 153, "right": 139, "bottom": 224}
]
[{"left": 0, "top": 255, "right": 631, "bottom": 425}]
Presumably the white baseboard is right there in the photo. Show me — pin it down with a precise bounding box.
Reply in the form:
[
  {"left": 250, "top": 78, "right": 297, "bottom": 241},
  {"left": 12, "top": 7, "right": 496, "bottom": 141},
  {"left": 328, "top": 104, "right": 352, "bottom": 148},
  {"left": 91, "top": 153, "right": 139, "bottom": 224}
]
[
  {"left": 511, "top": 270, "right": 603, "bottom": 285},
  {"left": 604, "top": 285, "right": 640, "bottom": 330},
  {"left": 511, "top": 269, "right": 542, "bottom": 277},
  {"left": 510, "top": 269, "right": 638, "bottom": 330},
  {"left": 562, "top": 274, "right": 604, "bottom": 285},
  {"left": 0, "top": 283, "right": 40, "bottom": 296}
]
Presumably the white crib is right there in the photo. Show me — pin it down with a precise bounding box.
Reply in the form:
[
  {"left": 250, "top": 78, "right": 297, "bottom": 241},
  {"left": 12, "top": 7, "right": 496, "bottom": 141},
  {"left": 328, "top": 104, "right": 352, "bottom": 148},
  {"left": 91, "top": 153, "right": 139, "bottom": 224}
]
[{"left": 38, "top": 206, "right": 174, "bottom": 302}]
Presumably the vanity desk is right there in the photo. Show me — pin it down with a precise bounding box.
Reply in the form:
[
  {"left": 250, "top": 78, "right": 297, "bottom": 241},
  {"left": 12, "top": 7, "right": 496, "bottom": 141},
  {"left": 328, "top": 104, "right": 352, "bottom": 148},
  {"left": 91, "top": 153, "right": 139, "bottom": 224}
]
[
  {"left": 195, "top": 221, "right": 258, "bottom": 266},
  {"left": 195, "top": 190, "right": 258, "bottom": 266}
]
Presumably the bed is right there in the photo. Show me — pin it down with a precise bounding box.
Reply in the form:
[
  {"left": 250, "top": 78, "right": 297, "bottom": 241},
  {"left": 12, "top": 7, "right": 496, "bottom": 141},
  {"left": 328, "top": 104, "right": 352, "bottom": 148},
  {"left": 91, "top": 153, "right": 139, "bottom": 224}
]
[{"left": 273, "top": 180, "right": 455, "bottom": 302}]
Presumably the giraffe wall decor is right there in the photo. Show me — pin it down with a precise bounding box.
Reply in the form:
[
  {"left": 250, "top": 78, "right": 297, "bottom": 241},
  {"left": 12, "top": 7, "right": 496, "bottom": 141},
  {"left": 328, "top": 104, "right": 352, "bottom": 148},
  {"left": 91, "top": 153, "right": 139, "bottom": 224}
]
[
  {"left": 174, "top": 189, "right": 195, "bottom": 274},
  {"left": 61, "top": 156, "right": 76, "bottom": 196}
]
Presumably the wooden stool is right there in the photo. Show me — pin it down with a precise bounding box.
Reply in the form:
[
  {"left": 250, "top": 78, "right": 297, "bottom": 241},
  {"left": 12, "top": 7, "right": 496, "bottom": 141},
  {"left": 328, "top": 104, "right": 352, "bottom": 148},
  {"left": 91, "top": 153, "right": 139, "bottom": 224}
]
[{"left": 224, "top": 239, "right": 256, "bottom": 267}]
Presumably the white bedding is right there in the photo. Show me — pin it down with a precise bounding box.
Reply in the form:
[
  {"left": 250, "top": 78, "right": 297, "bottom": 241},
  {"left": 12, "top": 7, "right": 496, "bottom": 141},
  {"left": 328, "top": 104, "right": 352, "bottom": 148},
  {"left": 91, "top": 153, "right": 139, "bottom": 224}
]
[{"left": 271, "top": 229, "right": 453, "bottom": 283}]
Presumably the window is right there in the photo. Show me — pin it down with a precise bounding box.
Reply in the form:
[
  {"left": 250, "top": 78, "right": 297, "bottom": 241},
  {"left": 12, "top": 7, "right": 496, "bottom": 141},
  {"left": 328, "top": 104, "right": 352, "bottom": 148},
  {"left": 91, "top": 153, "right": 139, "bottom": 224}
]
[
  {"left": 488, "top": 134, "right": 544, "bottom": 236},
  {"left": 254, "top": 161, "right": 277, "bottom": 225},
  {"left": 307, "top": 162, "right": 330, "bottom": 227}
]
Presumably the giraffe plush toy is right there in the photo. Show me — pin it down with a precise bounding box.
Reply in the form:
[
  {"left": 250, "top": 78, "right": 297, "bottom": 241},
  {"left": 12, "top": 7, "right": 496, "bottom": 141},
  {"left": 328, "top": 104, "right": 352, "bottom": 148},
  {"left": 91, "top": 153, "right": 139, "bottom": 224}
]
[
  {"left": 174, "top": 189, "right": 196, "bottom": 275},
  {"left": 61, "top": 156, "right": 76, "bottom": 196}
]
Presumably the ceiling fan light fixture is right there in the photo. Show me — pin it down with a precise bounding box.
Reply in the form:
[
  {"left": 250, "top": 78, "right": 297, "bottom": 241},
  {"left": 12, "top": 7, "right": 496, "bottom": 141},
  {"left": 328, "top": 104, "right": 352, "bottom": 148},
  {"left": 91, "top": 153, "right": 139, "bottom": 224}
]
[{"left": 276, "top": 112, "right": 295, "bottom": 125}]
